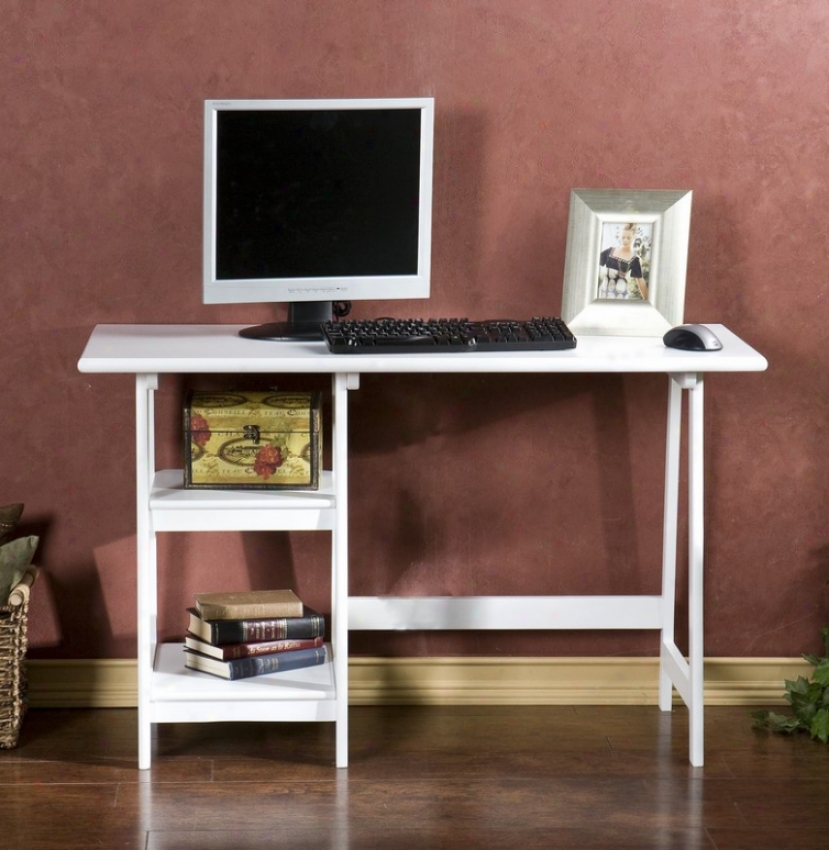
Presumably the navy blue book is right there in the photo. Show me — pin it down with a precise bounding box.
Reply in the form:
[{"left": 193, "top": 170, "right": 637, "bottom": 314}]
[{"left": 183, "top": 644, "right": 327, "bottom": 680}]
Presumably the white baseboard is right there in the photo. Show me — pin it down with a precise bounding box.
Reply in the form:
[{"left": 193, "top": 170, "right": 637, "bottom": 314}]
[{"left": 26, "top": 656, "right": 809, "bottom": 708}]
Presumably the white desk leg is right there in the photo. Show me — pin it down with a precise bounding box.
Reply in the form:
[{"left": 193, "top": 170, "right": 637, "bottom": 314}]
[
  {"left": 135, "top": 373, "right": 158, "bottom": 770},
  {"left": 332, "top": 372, "right": 357, "bottom": 768},
  {"left": 661, "top": 373, "right": 705, "bottom": 767},
  {"left": 659, "top": 376, "right": 683, "bottom": 711},
  {"left": 687, "top": 374, "right": 705, "bottom": 767}
]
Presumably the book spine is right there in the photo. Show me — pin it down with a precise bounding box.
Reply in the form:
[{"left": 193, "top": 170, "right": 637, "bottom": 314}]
[
  {"left": 210, "top": 614, "right": 325, "bottom": 644},
  {"left": 226, "top": 646, "right": 327, "bottom": 680},
  {"left": 218, "top": 637, "right": 323, "bottom": 659}
]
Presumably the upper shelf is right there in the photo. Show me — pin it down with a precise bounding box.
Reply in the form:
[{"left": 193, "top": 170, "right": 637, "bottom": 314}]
[{"left": 78, "top": 324, "right": 768, "bottom": 376}]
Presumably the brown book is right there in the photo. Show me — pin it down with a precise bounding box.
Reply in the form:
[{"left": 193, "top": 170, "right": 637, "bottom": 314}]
[
  {"left": 194, "top": 589, "right": 303, "bottom": 620},
  {"left": 184, "top": 633, "right": 323, "bottom": 660}
]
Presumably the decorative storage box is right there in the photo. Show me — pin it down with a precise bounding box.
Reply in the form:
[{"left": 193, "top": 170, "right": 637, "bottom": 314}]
[{"left": 184, "top": 390, "right": 322, "bottom": 490}]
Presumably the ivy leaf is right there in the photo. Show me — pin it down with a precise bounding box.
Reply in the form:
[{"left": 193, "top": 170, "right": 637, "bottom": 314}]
[
  {"left": 810, "top": 708, "right": 829, "bottom": 744},
  {"left": 812, "top": 658, "right": 829, "bottom": 687},
  {"left": 784, "top": 676, "right": 810, "bottom": 695},
  {"left": 791, "top": 682, "right": 824, "bottom": 723},
  {"left": 783, "top": 676, "right": 811, "bottom": 706},
  {"left": 753, "top": 710, "right": 800, "bottom": 734},
  {"left": 751, "top": 622, "right": 829, "bottom": 743}
]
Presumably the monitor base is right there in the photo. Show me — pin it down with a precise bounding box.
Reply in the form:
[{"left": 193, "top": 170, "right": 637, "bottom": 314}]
[
  {"left": 239, "top": 322, "right": 325, "bottom": 342},
  {"left": 239, "top": 301, "right": 347, "bottom": 342}
]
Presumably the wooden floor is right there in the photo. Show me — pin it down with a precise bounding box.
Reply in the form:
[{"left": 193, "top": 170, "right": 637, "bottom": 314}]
[{"left": 1, "top": 704, "right": 828, "bottom": 849}]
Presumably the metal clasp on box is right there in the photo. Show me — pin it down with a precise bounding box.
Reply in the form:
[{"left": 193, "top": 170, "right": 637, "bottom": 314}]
[{"left": 243, "top": 424, "right": 261, "bottom": 444}]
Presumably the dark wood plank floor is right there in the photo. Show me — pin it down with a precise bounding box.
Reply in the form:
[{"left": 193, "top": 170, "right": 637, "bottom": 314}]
[{"left": 1, "top": 704, "right": 828, "bottom": 849}]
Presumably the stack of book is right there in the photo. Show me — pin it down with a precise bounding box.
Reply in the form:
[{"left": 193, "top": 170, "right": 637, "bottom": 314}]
[{"left": 183, "top": 589, "right": 327, "bottom": 680}]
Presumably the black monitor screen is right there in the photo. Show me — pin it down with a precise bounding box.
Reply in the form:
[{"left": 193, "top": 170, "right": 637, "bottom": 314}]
[{"left": 215, "top": 109, "right": 422, "bottom": 280}]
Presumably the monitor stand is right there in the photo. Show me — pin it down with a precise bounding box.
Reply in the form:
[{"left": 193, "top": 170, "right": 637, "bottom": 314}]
[{"left": 239, "top": 302, "right": 335, "bottom": 342}]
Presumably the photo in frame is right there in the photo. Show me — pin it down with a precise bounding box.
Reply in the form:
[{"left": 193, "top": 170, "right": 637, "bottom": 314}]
[{"left": 561, "top": 189, "right": 692, "bottom": 337}]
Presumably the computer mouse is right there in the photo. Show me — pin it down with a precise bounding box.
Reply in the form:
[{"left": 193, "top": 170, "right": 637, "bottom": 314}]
[{"left": 663, "top": 324, "right": 723, "bottom": 351}]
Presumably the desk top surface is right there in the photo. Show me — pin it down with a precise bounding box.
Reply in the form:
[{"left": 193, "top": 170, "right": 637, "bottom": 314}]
[{"left": 78, "top": 323, "right": 768, "bottom": 375}]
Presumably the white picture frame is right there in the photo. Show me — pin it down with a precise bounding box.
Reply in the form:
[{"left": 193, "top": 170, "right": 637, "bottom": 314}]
[{"left": 561, "top": 189, "right": 692, "bottom": 337}]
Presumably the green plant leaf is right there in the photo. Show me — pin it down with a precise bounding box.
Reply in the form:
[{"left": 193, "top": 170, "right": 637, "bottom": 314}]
[
  {"left": 783, "top": 676, "right": 811, "bottom": 707},
  {"left": 812, "top": 658, "right": 829, "bottom": 687},
  {"left": 753, "top": 710, "right": 801, "bottom": 734},
  {"left": 790, "top": 681, "right": 823, "bottom": 724},
  {"left": 810, "top": 708, "right": 829, "bottom": 744},
  {"left": 750, "top": 621, "right": 829, "bottom": 743},
  {"left": 785, "top": 676, "right": 811, "bottom": 695}
]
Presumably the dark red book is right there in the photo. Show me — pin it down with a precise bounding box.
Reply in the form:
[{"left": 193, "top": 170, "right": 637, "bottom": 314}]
[{"left": 184, "top": 633, "right": 323, "bottom": 660}]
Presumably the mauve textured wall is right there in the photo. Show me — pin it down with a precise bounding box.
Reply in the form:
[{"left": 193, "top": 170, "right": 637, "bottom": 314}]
[{"left": 3, "top": 1, "right": 826, "bottom": 659}]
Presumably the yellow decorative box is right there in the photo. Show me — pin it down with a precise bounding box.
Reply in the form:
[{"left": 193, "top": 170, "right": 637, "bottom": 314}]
[{"left": 184, "top": 390, "right": 321, "bottom": 490}]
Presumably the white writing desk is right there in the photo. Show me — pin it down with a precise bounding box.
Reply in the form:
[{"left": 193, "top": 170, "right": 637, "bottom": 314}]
[{"left": 78, "top": 324, "right": 767, "bottom": 768}]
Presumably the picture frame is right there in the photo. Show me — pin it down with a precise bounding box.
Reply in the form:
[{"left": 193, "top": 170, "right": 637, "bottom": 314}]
[{"left": 561, "top": 189, "right": 692, "bottom": 337}]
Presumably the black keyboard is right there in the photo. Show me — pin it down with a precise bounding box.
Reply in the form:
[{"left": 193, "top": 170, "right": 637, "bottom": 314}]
[{"left": 321, "top": 316, "right": 576, "bottom": 354}]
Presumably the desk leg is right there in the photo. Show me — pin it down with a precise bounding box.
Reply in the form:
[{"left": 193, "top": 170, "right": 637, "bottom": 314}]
[
  {"left": 687, "top": 374, "right": 705, "bottom": 767},
  {"left": 332, "top": 372, "right": 358, "bottom": 768},
  {"left": 659, "top": 377, "right": 683, "bottom": 712},
  {"left": 135, "top": 373, "right": 158, "bottom": 770},
  {"left": 660, "top": 373, "right": 705, "bottom": 767}
]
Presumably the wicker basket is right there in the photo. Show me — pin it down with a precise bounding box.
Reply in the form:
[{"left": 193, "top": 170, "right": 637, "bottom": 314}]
[{"left": 0, "top": 566, "right": 38, "bottom": 748}]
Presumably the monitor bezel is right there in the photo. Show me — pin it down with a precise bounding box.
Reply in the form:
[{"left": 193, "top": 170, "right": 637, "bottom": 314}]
[{"left": 202, "top": 97, "right": 435, "bottom": 306}]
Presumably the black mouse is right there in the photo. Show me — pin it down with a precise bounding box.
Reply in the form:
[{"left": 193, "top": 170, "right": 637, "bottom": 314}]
[{"left": 663, "top": 324, "right": 722, "bottom": 351}]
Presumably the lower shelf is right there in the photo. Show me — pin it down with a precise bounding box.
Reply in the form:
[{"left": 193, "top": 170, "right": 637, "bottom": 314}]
[{"left": 147, "top": 642, "right": 338, "bottom": 723}]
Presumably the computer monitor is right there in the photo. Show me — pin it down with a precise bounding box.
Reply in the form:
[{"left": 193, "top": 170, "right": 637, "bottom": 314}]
[{"left": 203, "top": 97, "right": 435, "bottom": 340}]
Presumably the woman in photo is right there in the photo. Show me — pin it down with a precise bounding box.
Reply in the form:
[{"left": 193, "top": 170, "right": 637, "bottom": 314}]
[{"left": 597, "top": 223, "right": 648, "bottom": 301}]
